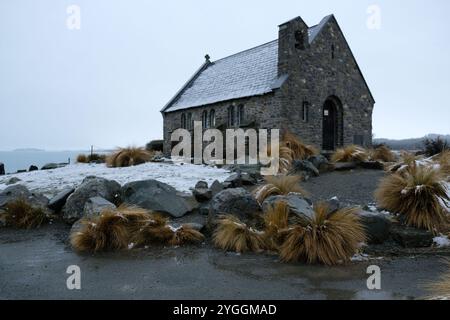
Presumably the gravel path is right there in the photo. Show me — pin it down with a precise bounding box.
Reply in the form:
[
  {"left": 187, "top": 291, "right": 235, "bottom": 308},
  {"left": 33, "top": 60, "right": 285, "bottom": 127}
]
[{"left": 302, "top": 169, "right": 387, "bottom": 207}]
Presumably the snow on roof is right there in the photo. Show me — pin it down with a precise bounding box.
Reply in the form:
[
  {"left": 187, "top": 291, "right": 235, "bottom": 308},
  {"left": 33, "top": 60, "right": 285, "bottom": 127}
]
[{"left": 162, "top": 16, "right": 333, "bottom": 113}]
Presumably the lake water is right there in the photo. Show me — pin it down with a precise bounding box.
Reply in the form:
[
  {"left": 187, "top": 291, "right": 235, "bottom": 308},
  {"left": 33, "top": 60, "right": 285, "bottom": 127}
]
[{"left": 0, "top": 151, "right": 86, "bottom": 174}]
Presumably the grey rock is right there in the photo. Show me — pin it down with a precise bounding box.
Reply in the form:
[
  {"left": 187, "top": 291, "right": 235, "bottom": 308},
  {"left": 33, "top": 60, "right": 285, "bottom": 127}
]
[
  {"left": 240, "top": 172, "right": 257, "bottom": 185},
  {"left": 121, "top": 180, "right": 197, "bottom": 218},
  {"left": 41, "top": 163, "right": 59, "bottom": 170},
  {"left": 390, "top": 224, "right": 434, "bottom": 248},
  {"left": 333, "top": 162, "right": 357, "bottom": 171},
  {"left": 0, "top": 163, "right": 4, "bottom": 175},
  {"left": 83, "top": 196, "right": 116, "bottom": 218},
  {"left": 262, "top": 194, "right": 315, "bottom": 221},
  {"left": 324, "top": 197, "right": 340, "bottom": 214},
  {"left": 70, "top": 219, "right": 84, "bottom": 236},
  {"left": 195, "top": 181, "right": 208, "bottom": 189},
  {"left": 359, "top": 161, "right": 384, "bottom": 170},
  {"left": 210, "top": 180, "right": 224, "bottom": 196},
  {"left": 29, "top": 165, "right": 39, "bottom": 172},
  {"left": 290, "top": 160, "right": 319, "bottom": 177},
  {"left": 224, "top": 173, "right": 243, "bottom": 188},
  {"left": 209, "top": 188, "right": 261, "bottom": 222},
  {"left": 0, "top": 184, "right": 49, "bottom": 209},
  {"left": 356, "top": 210, "right": 391, "bottom": 244},
  {"left": 62, "top": 177, "right": 121, "bottom": 224},
  {"left": 193, "top": 187, "right": 212, "bottom": 202},
  {"left": 5, "top": 177, "right": 21, "bottom": 185},
  {"left": 48, "top": 188, "right": 75, "bottom": 212},
  {"left": 307, "top": 155, "right": 330, "bottom": 172},
  {"left": 16, "top": 170, "right": 27, "bottom": 174}
]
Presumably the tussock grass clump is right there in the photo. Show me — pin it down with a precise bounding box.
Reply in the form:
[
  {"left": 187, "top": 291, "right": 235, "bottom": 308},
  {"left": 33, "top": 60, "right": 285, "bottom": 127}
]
[
  {"left": 263, "top": 201, "right": 290, "bottom": 250},
  {"left": 170, "top": 225, "right": 205, "bottom": 246},
  {"left": 282, "top": 130, "right": 318, "bottom": 160},
  {"left": 331, "top": 145, "right": 369, "bottom": 163},
  {"left": 370, "top": 145, "right": 396, "bottom": 162},
  {"left": 253, "top": 175, "right": 307, "bottom": 204},
  {"left": 71, "top": 206, "right": 205, "bottom": 253},
  {"left": 279, "top": 204, "right": 366, "bottom": 266},
  {"left": 425, "top": 259, "right": 450, "bottom": 300},
  {"left": 76, "top": 153, "right": 106, "bottom": 164},
  {"left": 106, "top": 147, "right": 152, "bottom": 168},
  {"left": 2, "top": 199, "right": 48, "bottom": 229},
  {"left": 76, "top": 154, "right": 88, "bottom": 163},
  {"left": 375, "top": 166, "right": 449, "bottom": 232},
  {"left": 438, "top": 150, "right": 450, "bottom": 178},
  {"left": 213, "top": 215, "right": 266, "bottom": 253}
]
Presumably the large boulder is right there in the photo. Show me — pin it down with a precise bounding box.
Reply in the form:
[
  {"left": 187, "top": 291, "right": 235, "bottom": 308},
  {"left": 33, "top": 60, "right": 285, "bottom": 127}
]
[
  {"left": 359, "top": 161, "right": 384, "bottom": 170},
  {"left": 28, "top": 165, "right": 39, "bottom": 172},
  {"left": 48, "top": 188, "right": 75, "bottom": 212},
  {"left": 289, "top": 160, "right": 319, "bottom": 177},
  {"left": 41, "top": 163, "right": 59, "bottom": 170},
  {"left": 390, "top": 224, "right": 434, "bottom": 248},
  {"left": 121, "top": 180, "right": 198, "bottom": 218},
  {"left": 0, "top": 163, "right": 5, "bottom": 175},
  {"left": 262, "top": 194, "right": 315, "bottom": 222},
  {"left": 83, "top": 196, "right": 116, "bottom": 218},
  {"left": 209, "top": 188, "right": 261, "bottom": 225},
  {"left": 332, "top": 162, "right": 357, "bottom": 171},
  {"left": 193, "top": 181, "right": 212, "bottom": 202},
  {"left": 356, "top": 210, "right": 392, "bottom": 244},
  {"left": 307, "top": 155, "right": 330, "bottom": 173},
  {"left": 223, "top": 173, "right": 243, "bottom": 189},
  {"left": 0, "top": 184, "right": 49, "bottom": 209},
  {"left": 62, "top": 177, "right": 121, "bottom": 224}
]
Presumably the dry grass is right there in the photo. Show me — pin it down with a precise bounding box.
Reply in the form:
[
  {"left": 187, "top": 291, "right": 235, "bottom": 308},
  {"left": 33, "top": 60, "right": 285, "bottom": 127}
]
[
  {"left": 76, "top": 153, "right": 106, "bottom": 164},
  {"left": 253, "top": 175, "right": 307, "bottom": 204},
  {"left": 2, "top": 199, "right": 48, "bottom": 229},
  {"left": 76, "top": 154, "right": 88, "bottom": 163},
  {"left": 106, "top": 147, "right": 152, "bottom": 168},
  {"left": 282, "top": 130, "right": 318, "bottom": 160},
  {"left": 71, "top": 206, "right": 205, "bottom": 253},
  {"left": 425, "top": 260, "right": 450, "bottom": 300},
  {"left": 370, "top": 145, "right": 396, "bottom": 162},
  {"left": 170, "top": 225, "right": 205, "bottom": 246},
  {"left": 279, "top": 204, "right": 366, "bottom": 265},
  {"left": 375, "top": 166, "right": 449, "bottom": 232},
  {"left": 263, "top": 201, "right": 290, "bottom": 250},
  {"left": 213, "top": 215, "right": 266, "bottom": 253},
  {"left": 438, "top": 150, "right": 450, "bottom": 178},
  {"left": 331, "top": 145, "right": 369, "bottom": 163}
]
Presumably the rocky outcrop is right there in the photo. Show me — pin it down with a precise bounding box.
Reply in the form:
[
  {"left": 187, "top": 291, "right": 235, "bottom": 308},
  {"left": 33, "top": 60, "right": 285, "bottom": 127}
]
[
  {"left": 121, "top": 179, "right": 198, "bottom": 218},
  {"left": 48, "top": 188, "right": 75, "bottom": 212},
  {"left": 0, "top": 185, "right": 49, "bottom": 209},
  {"left": 62, "top": 177, "right": 121, "bottom": 224}
]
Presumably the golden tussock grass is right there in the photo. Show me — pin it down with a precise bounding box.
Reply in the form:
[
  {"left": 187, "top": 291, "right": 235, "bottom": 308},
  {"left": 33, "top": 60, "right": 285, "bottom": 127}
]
[
  {"left": 106, "top": 147, "right": 152, "bottom": 168},
  {"left": 437, "top": 150, "right": 450, "bottom": 178},
  {"left": 331, "top": 145, "right": 369, "bottom": 163},
  {"left": 76, "top": 154, "right": 88, "bottom": 163},
  {"left": 375, "top": 166, "right": 449, "bottom": 232},
  {"left": 263, "top": 201, "right": 290, "bottom": 250},
  {"left": 213, "top": 215, "right": 266, "bottom": 253},
  {"left": 370, "top": 145, "right": 396, "bottom": 162},
  {"left": 279, "top": 204, "right": 366, "bottom": 266},
  {"left": 170, "top": 225, "right": 205, "bottom": 246},
  {"left": 2, "top": 199, "right": 48, "bottom": 229},
  {"left": 282, "top": 130, "right": 319, "bottom": 160},
  {"left": 253, "top": 175, "right": 307, "bottom": 204}
]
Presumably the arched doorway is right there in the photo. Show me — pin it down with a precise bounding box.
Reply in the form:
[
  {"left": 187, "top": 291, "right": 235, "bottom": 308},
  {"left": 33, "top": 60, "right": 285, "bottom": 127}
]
[{"left": 322, "top": 96, "right": 343, "bottom": 151}]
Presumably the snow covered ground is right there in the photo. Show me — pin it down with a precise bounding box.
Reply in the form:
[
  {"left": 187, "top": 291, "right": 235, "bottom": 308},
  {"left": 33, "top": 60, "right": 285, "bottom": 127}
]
[{"left": 0, "top": 162, "right": 231, "bottom": 197}]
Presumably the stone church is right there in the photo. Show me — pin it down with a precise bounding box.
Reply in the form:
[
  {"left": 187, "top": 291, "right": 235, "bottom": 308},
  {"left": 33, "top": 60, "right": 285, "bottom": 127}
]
[{"left": 161, "top": 15, "right": 374, "bottom": 155}]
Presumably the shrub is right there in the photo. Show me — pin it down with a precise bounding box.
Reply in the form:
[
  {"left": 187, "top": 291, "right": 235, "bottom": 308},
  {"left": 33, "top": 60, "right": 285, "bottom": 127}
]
[
  {"left": 331, "top": 145, "right": 369, "bottom": 163},
  {"left": 375, "top": 166, "right": 449, "bottom": 232},
  {"left": 106, "top": 147, "right": 152, "bottom": 168},
  {"left": 370, "top": 145, "right": 396, "bottom": 162},
  {"left": 2, "top": 199, "right": 48, "bottom": 229},
  {"left": 423, "top": 137, "right": 449, "bottom": 157},
  {"left": 253, "top": 175, "right": 307, "bottom": 204},
  {"left": 76, "top": 154, "right": 88, "bottom": 163},
  {"left": 213, "top": 215, "right": 266, "bottom": 253},
  {"left": 278, "top": 204, "right": 366, "bottom": 265}
]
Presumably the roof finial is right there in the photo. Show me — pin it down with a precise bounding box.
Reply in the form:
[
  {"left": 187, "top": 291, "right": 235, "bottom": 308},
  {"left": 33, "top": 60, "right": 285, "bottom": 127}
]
[{"left": 205, "top": 54, "right": 211, "bottom": 62}]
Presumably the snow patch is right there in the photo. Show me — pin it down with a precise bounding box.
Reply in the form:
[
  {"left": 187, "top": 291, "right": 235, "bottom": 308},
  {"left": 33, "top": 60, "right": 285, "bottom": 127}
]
[{"left": 433, "top": 235, "right": 450, "bottom": 248}]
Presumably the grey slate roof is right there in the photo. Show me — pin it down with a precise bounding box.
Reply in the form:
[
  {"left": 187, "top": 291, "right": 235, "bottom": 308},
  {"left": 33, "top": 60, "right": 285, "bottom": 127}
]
[{"left": 162, "top": 15, "right": 333, "bottom": 113}]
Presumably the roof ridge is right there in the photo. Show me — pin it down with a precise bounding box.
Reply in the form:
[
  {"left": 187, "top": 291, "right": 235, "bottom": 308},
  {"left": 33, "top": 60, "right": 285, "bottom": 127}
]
[{"left": 212, "top": 39, "right": 278, "bottom": 64}]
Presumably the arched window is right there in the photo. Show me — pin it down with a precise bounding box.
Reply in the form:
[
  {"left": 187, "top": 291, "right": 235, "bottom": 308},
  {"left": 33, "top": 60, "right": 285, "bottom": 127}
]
[
  {"left": 227, "top": 105, "right": 235, "bottom": 127},
  {"left": 209, "top": 109, "right": 216, "bottom": 128},
  {"left": 181, "top": 113, "right": 186, "bottom": 129},
  {"left": 202, "top": 110, "right": 208, "bottom": 128},
  {"left": 237, "top": 104, "right": 245, "bottom": 126},
  {"left": 187, "top": 113, "right": 192, "bottom": 130}
]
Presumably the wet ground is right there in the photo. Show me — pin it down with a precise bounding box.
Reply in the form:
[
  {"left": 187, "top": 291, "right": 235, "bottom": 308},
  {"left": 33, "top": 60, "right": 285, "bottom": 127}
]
[
  {"left": 0, "top": 169, "right": 448, "bottom": 300},
  {"left": 0, "top": 222, "right": 448, "bottom": 300}
]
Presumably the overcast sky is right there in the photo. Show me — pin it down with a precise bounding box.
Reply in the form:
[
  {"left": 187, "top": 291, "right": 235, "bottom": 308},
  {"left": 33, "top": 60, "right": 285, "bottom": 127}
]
[{"left": 0, "top": 0, "right": 449, "bottom": 151}]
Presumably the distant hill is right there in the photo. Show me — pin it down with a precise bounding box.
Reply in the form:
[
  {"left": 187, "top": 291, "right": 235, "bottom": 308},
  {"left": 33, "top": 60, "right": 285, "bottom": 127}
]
[
  {"left": 374, "top": 134, "right": 450, "bottom": 151},
  {"left": 12, "top": 148, "right": 45, "bottom": 152}
]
